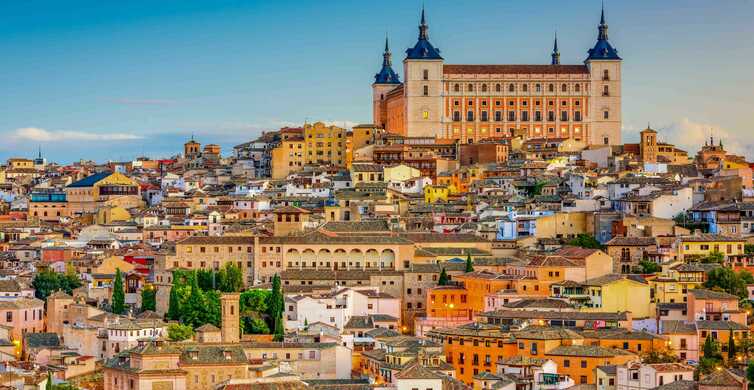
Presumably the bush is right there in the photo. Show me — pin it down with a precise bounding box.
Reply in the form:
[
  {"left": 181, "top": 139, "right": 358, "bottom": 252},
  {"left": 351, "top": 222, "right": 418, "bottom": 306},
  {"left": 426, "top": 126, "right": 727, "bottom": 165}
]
[{"left": 167, "top": 323, "right": 195, "bottom": 341}]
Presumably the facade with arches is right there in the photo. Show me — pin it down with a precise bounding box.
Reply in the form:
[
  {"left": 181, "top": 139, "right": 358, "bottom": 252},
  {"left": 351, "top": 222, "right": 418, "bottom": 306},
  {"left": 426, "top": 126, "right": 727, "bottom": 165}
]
[{"left": 372, "top": 7, "right": 622, "bottom": 146}]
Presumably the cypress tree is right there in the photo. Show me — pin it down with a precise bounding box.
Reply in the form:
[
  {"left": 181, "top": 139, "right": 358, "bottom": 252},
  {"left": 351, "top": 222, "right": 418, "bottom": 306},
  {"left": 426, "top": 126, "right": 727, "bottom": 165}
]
[
  {"left": 728, "top": 333, "right": 737, "bottom": 360},
  {"left": 438, "top": 268, "right": 449, "bottom": 286},
  {"left": 465, "top": 253, "right": 474, "bottom": 273},
  {"left": 167, "top": 283, "right": 181, "bottom": 321},
  {"left": 111, "top": 268, "right": 125, "bottom": 315}
]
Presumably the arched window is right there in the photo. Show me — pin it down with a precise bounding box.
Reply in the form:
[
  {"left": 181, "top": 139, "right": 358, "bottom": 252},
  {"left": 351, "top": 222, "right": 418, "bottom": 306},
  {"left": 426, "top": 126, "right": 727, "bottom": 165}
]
[
  {"left": 548, "top": 84, "right": 554, "bottom": 92},
  {"left": 495, "top": 84, "right": 501, "bottom": 92},
  {"left": 508, "top": 84, "right": 515, "bottom": 92},
  {"left": 522, "top": 84, "right": 528, "bottom": 92},
  {"left": 561, "top": 83, "right": 567, "bottom": 92},
  {"left": 467, "top": 83, "right": 474, "bottom": 92},
  {"left": 481, "top": 84, "right": 488, "bottom": 93},
  {"left": 574, "top": 84, "right": 580, "bottom": 92},
  {"left": 454, "top": 84, "right": 460, "bottom": 92}
]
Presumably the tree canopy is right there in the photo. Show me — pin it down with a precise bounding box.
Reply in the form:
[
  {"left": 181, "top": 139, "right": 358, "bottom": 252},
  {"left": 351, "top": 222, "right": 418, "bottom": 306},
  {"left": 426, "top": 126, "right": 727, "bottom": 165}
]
[
  {"left": 704, "top": 267, "right": 752, "bottom": 299},
  {"left": 567, "top": 234, "right": 604, "bottom": 249},
  {"left": 167, "top": 323, "right": 195, "bottom": 341},
  {"left": 141, "top": 285, "right": 156, "bottom": 312},
  {"left": 32, "top": 269, "right": 82, "bottom": 301}
]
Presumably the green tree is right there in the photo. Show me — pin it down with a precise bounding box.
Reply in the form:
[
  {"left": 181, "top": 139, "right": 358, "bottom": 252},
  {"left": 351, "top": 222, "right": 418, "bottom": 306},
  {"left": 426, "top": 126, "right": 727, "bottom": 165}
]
[
  {"left": 746, "top": 244, "right": 754, "bottom": 255},
  {"left": 304, "top": 317, "right": 308, "bottom": 328},
  {"left": 32, "top": 270, "right": 82, "bottom": 301},
  {"left": 196, "top": 269, "right": 214, "bottom": 291},
  {"left": 141, "top": 286, "right": 156, "bottom": 312},
  {"left": 438, "top": 268, "right": 449, "bottom": 286},
  {"left": 641, "top": 350, "right": 679, "bottom": 364},
  {"left": 705, "top": 268, "right": 748, "bottom": 299},
  {"left": 703, "top": 334, "right": 722, "bottom": 360},
  {"left": 240, "top": 289, "right": 270, "bottom": 313},
  {"left": 111, "top": 268, "right": 125, "bottom": 315},
  {"left": 182, "top": 272, "right": 207, "bottom": 327},
  {"left": 728, "top": 333, "right": 737, "bottom": 360},
  {"left": 203, "top": 290, "right": 222, "bottom": 327},
  {"left": 219, "top": 263, "right": 243, "bottom": 292},
  {"left": 273, "top": 315, "right": 284, "bottom": 341},
  {"left": 167, "top": 283, "right": 182, "bottom": 321},
  {"left": 46, "top": 372, "right": 53, "bottom": 390},
  {"left": 267, "top": 274, "right": 284, "bottom": 340},
  {"left": 242, "top": 317, "right": 270, "bottom": 334},
  {"left": 167, "top": 323, "right": 195, "bottom": 341},
  {"left": 465, "top": 254, "right": 474, "bottom": 273},
  {"left": 567, "top": 234, "right": 604, "bottom": 249},
  {"left": 747, "top": 361, "right": 754, "bottom": 385},
  {"left": 638, "top": 260, "right": 662, "bottom": 274},
  {"left": 702, "top": 250, "right": 725, "bottom": 264}
]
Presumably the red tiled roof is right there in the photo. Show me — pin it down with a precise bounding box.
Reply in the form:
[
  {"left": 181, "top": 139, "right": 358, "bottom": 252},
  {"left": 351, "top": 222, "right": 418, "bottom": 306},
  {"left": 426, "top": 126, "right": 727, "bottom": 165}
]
[{"left": 443, "top": 64, "right": 589, "bottom": 75}]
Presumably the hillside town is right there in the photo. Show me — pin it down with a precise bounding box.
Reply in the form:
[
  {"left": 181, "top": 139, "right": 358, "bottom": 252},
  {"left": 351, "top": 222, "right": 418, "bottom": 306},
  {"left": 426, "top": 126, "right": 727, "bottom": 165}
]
[{"left": 0, "top": 5, "right": 752, "bottom": 390}]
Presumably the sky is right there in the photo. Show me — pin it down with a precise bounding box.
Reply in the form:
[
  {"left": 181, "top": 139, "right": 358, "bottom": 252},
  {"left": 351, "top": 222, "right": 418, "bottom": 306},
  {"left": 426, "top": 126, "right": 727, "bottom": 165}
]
[{"left": 0, "top": 0, "right": 753, "bottom": 163}]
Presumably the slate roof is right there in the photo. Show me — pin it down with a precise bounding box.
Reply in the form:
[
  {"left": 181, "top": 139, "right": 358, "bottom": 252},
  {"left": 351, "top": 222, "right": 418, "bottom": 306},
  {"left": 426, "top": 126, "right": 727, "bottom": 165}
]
[
  {"left": 24, "top": 333, "right": 61, "bottom": 349},
  {"left": 67, "top": 171, "right": 113, "bottom": 188},
  {"left": 443, "top": 64, "right": 588, "bottom": 75},
  {"left": 689, "top": 289, "right": 739, "bottom": 301}
]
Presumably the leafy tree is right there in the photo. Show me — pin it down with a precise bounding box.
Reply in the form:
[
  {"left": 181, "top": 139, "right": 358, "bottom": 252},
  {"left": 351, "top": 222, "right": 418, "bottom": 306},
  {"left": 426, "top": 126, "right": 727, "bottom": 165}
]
[
  {"left": 240, "top": 289, "right": 270, "bottom": 313},
  {"left": 196, "top": 269, "right": 214, "bottom": 291},
  {"left": 167, "top": 323, "right": 195, "bottom": 341},
  {"left": 705, "top": 267, "right": 748, "bottom": 299},
  {"left": 167, "top": 283, "right": 182, "bottom": 321},
  {"left": 746, "top": 244, "right": 754, "bottom": 255},
  {"left": 728, "top": 334, "right": 737, "bottom": 360},
  {"left": 203, "top": 290, "right": 222, "bottom": 327},
  {"left": 32, "top": 270, "right": 82, "bottom": 301},
  {"left": 141, "top": 286, "right": 156, "bottom": 312},
  {"left": 267, "top": 275, "right": 285, "bottom": 341},
  {"left": 111, "top": 268, "right": 125, "bottom": 315},
  {"left": 747, "top": 360, "right": 754, "bottom": 385},
  {"left": 465, "top": 254, "right": 474, "bottom": 273},
  {"left": 567, "top": 234, "right": 604, "bottom": 249},
  {"left": 638, "top": 260, "right": 662, "bottom": 274},
  {"left": 438, "top": 268, "right": 449, "bottom": 286},
  {"left": 242, "top": 317, "right": 270, "bottom": 334},
  {"left": 219, "top": 263, "right": 243, "bottom": 292},
  {"left": 702, "top": 250, "right": 725, "bottom": 264},
  {"left": 703, "top": 334, "right": 722, "bottom": 360},
  {"left": 641, "top": 350, "right": 679, "bottom": 364},
  {"left": 182, "top": 273, "right": 206, "bottom": 327}
]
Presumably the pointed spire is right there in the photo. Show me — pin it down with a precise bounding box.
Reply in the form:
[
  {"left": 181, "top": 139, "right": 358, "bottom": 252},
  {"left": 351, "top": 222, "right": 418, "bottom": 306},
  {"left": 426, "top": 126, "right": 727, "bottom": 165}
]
[
  {"left": 419, "top": 5, "right": 429, "bottom": 40},
  {"left": 598, "top": 1, "right": 608, "bottom": 41},
  {"left": 551, "top": 32, "right": 560, "bottom": 65},
  {"left": 38, "top": 145, "right": 42, "bottom": 160},
  {"left": 383, "top": 34, "right": 392, "bottom": 67}
]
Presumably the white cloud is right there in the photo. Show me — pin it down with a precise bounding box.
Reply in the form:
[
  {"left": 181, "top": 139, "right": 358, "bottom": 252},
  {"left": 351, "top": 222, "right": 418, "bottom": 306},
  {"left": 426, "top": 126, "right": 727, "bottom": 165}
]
[
  {"left": 12, "top": 127, "right": 143, "bottom": 142},
  {"left": 656, "top": 118, "right": 751, "bottom": 157}
]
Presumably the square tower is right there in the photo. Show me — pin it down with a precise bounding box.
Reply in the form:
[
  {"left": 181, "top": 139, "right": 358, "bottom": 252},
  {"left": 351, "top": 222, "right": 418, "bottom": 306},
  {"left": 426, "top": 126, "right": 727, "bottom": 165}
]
[{"left": 220, "top": 293, "right": 240, "bottom": 343}]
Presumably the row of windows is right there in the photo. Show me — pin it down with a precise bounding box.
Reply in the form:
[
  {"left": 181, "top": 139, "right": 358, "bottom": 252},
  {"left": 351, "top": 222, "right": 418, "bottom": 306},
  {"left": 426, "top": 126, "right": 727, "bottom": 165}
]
[
  {"left": 451, "top": 82, "right": 586, "bottom": 94},
  {"left": 186, "top": 245, "right": 252, "bottom": 253},
  {"left": 452, "top": 110, "right": 582, "bottom": 122},
  {"left": 454, "top": 99, "right": 581, "bottom": 107}
]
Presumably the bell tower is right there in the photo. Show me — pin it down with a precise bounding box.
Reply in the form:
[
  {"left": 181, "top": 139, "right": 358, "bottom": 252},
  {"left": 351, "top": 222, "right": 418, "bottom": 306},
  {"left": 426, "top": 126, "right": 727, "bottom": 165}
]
[
  {"left": 220, "top": 293, "right": 240, "bottom": 343},
  {"left": 586, "top": 4, "right": 622, "bottom": 146}
]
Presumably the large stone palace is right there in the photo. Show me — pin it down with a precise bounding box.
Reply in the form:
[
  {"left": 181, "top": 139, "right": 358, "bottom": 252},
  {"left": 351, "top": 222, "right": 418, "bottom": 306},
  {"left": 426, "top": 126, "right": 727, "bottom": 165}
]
[{"left": 372, "top": 6, "right": 623, "bottom": 145}]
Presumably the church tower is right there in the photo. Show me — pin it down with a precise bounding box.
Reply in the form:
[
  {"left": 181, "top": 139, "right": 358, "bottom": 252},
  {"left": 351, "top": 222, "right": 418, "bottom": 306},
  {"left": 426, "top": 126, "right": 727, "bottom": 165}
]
[
  {"left": 372, "top": 36, "right": 401, "bottom": 130},
  {"left": 220, "top": 293, "right": 240, "bottom": 343},
  {"left": 586, "top": 4, "right": 622, "bottom": 146},
  {"left": 403, "top": 7, "right": 444, "bottom": 139},
  {"left": 640, "top": 126, "right": 658, "bottom": 164},
  {"left": 184, "top": 136, "right": 201, "bottom": 159}
]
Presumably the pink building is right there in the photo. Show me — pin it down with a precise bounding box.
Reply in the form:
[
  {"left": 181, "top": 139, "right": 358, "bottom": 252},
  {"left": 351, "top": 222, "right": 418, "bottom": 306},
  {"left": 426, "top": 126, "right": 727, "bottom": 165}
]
[{"left": 0, "top": 297, "right": 45, "bottom": 341}]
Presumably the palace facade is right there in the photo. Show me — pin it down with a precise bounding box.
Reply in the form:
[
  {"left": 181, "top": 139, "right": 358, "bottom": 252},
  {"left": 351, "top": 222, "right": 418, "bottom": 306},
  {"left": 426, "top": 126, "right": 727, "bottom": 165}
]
[{"left": 372, "top": 6, "right": 622, "bottom": 145}]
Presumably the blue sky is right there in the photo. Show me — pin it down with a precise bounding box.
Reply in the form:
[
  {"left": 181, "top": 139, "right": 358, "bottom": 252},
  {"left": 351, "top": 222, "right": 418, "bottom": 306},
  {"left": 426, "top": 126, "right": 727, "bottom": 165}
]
[{"left": 0, "top": 0, "right": 752, "bottom": 163}]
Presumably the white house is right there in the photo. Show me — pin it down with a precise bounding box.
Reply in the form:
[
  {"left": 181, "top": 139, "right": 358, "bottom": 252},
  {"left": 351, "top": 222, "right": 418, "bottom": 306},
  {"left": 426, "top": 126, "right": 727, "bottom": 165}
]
[{"left": 285, "top": 287, "right": 400, "bottom": 331}]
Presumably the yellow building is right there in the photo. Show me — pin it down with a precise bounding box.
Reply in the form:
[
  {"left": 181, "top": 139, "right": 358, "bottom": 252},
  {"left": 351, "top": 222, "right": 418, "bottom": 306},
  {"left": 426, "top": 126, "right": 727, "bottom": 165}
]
[
  {"left": 7, "top": 158, "right": 34, "bottom": 170},
  {"left": 64, "top": 171, "right": 142, "bottom": 215},
  {"left": 424, "top": 184, "right": 449, "bottom": 203},
  {"left": 677, "top": 234, "right": 745, "bottom": 261},
  {"left": 351, "top": 163, "right": 384, "bottom": 186},
  {"left": 270, "top": 128, "right": 305, "bottom": 179},
  {"left": 535, "top": 212, "right": 588, "bottom": 239},
  {"left": 582, "top": 274, "right": 653, "bottom": 319},
  {"left": 346, "top": 124, "right": 380, "bottom": 168},
  {"left": 384, "top": 164, "right": 422, "bottom": 183},
  {"left": 304, "top": 121, "right": 346, "bottom": 167},
  {"left": 649, "top": 277, "right": 685, "bottom": 305}
]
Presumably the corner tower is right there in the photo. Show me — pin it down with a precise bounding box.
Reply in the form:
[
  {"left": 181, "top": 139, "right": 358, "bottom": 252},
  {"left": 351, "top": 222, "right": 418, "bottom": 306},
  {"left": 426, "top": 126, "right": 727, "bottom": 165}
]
[
  {"left": 403, "top": 7, "right": 444, "bottom": 138},
  {"left": 585, "top": 4, "right": 622, "bottom": 145},
  {"left": 372, "top": 36, "right": 401, "bottom": 130}
]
